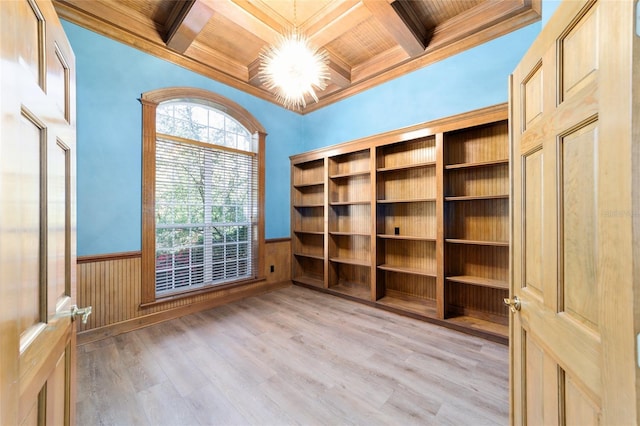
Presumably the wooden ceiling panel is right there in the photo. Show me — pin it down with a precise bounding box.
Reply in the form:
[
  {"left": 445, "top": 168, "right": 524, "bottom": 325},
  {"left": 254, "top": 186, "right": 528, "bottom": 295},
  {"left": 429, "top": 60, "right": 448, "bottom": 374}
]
[
  {"left": 53, "top": 0, "right": 541, "bottom": 113},
  {"left": 253, "top": 0, "right": 337, "bottom": 27},
  {"left": 195, "top": 13, "right": 265, "bottom": 65},
  {"left": 411, "top": 0, "right": 483, "bottom": 28},
  {"left": 118, "top": 0, "right": 175, "bottom": 25},
  {"left": 325, "top": 16, "right": 397, "bottom": 65}
]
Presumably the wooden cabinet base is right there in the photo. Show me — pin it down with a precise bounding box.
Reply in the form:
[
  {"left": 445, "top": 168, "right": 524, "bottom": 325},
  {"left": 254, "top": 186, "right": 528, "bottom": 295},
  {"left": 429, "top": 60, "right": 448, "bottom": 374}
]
[
  {"left": 292, "top": 280, "right": 508, "bottom": 345},
  {"left": 290, "top": 104, "right": 510, "bottom": 346}
]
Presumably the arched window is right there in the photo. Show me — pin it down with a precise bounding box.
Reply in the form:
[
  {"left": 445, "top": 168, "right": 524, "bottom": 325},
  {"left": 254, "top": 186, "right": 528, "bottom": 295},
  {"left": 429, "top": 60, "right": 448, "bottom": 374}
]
[{"left": 140, "top": 88, "right": 266, "bottom": 304}]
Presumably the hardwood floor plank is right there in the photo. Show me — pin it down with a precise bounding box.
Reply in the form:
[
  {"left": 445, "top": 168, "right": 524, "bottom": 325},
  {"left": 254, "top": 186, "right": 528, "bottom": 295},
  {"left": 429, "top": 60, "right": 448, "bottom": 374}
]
[
  {"left": 137, "top": 380, "right": 201, "bottom": 426},
  {"left": 186, "top": 340, "right": 296, "bottom": 425},
  {"left": 142, "top": 340, "right": 211, "bottom": 398},
  {"left": 77, "top": 285, "right": 508, "bottom": 425},
  {"left": 114, "top": 332, "right": 167, "bottom": 393},
  {"left": 77, "top": 343, "right": 150, "bottom": 425},
  {"left": 379, "top": 384, "right": 441, "bottom": 422},
  {"left": 184, "top": 384, "right": 249, "bottom": 426},
  {"left": 258, "top": 374, "right": 344, "bottom": 425}
]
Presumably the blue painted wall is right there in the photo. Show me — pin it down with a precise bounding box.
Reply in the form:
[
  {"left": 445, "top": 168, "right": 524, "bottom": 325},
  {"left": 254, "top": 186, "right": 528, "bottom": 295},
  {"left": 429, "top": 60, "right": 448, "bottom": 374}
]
[
  {"left": 63, "top": 22, "right": 302, "bottom": 255},
  {"left": 300, "top": 1, "right": 560, "bottom": 152},
  {"left": 301, "top": 25, "right": 538, "bottom": 152},
  {"left": 66, "top": 1, "right": 559, "bottom": 256}
]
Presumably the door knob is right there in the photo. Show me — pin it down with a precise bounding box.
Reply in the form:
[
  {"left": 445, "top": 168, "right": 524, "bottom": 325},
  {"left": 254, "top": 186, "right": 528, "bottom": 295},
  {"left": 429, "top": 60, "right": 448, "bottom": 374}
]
[
  {"left": 70, "top": 305, "right": 93, "bottom": 324},
  {"left": 503, "top": 296, "right": 521, "bottom": 313}
]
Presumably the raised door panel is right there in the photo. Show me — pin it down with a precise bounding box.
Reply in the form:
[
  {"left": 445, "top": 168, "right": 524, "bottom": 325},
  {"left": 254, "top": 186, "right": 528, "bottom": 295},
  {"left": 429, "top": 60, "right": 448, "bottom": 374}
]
[
  {"left": 563, "top": 372, "right": 600, "bottom": 425},
  {"left": 522, "top": 63, "right": 543, "bottom": 130},
  {"left": 1, "top": 0, "right": 78, "bottom": 425},
  {"left": 560, "top": 5, "right": 598, "bottom": 101},
  {"left": 523, "top": 149, "right": 543, "bottom": 298},
  {"left": 17, "top": 112, "right": 45, "bottom": 337},
  {"left": 560, "top": 121, "right": 599, "bottom": 331},
  {"left": 510, "top": 1, "right": 638, "bottom": 424}
]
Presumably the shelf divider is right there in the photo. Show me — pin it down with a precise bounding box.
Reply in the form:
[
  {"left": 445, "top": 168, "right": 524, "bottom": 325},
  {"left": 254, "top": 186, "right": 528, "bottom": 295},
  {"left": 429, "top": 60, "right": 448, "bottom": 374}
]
[
  {"left": 377, "top": 264, "right": 437, "bottom": 277},
  {"left": 445, "top": 159, "right": 508, "bottom": 169},
  {"left": 376, "top": 161, "right": 436, "bottom": 172},
  {"left": 329, "top": 257, "right": 370, "bottom": 267},
  {"left": 446, "top": 275, "right": 508, "bottom": 290},
  {"left": 445, "top": 238, "right": 509, "bottom": 247},
  {"left": 377, "top": 197, "right": 436, "bottom": 204},
  {"left": 293, "top": 253, "right": 325, "bottom": 261},
  {"left": 444, "top": 194, "right": 508, "bottom": 201},
  {"left": 377, "top": 234, "right": 436, "bottom": 241}
]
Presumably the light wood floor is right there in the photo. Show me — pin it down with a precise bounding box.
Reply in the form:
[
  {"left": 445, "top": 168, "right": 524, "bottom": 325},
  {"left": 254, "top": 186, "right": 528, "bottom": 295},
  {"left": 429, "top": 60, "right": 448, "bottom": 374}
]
[{"left": 77, "top": 285, "right": 508, "bottom": 425}]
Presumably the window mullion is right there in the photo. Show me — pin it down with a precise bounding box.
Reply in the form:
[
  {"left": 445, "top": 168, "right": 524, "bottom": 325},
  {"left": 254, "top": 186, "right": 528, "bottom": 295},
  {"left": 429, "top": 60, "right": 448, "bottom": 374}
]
[
  {"left": 203, "top": 150, "right": 213, "bottom": 285},
  {"left": 150, "top": 97, "right": 262, "bottom": 298}
]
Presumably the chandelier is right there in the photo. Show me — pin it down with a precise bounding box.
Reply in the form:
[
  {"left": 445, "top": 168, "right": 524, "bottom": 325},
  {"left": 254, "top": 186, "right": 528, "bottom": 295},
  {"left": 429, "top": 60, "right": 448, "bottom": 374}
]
[{"left": 258, "top": 2, "right": 329, "bottom": 110}]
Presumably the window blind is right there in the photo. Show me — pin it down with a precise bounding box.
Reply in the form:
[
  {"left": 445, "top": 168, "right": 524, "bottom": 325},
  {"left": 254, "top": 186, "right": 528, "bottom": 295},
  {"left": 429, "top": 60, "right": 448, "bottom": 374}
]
[{"left": 155, "top": 137, "right": 258, "bottom": 295}]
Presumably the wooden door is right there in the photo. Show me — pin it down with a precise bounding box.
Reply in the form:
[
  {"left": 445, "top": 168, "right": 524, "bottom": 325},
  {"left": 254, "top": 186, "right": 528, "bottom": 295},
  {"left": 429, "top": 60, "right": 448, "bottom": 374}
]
[
  {"left": 0, "top": 0, "right": 81, "bottom": 424},
  {"left": 510, "top": 0, "right": 639, "bottom": 424}
]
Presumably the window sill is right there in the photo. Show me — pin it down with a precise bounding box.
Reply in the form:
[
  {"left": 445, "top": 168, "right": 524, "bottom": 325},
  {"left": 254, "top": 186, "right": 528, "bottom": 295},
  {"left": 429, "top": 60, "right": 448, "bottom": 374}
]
[{"left": 139, "top": 276, "right": 267, "bottom": 309}]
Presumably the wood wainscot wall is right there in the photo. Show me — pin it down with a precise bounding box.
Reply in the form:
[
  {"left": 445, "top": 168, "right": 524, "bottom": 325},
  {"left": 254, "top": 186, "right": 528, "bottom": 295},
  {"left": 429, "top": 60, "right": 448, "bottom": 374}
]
[{"left": 76, "top": 238, "right": 291, "bottom": 345}]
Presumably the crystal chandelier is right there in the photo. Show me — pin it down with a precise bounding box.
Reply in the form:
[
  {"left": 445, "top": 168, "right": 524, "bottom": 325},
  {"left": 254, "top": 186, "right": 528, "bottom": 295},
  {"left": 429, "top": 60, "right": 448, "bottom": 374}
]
[{"left": 258, "top": 2, "right": 329, "bottom": 110}]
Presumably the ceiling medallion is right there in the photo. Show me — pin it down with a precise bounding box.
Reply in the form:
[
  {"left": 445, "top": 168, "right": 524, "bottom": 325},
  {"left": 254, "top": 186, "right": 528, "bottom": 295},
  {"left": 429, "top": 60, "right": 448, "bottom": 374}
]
[{"left": 258, "top": 28, "right": 330, "bottom": 110}]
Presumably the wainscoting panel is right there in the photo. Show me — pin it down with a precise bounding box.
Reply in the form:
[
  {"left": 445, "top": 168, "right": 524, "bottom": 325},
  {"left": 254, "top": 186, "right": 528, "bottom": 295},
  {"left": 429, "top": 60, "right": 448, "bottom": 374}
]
[{"left": 76, "top": 239, "right": 291, "bottom": 344}]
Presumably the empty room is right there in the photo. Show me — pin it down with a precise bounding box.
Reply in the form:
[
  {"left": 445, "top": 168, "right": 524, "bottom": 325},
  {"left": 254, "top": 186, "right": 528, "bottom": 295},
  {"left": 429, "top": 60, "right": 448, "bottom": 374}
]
[{"left": 1, "top": 0, "right": 638, "bottom": 424}]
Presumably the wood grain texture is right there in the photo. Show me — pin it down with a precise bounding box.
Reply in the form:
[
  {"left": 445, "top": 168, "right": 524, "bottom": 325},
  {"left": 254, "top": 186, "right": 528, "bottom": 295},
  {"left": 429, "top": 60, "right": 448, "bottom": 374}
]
[
  {"left": 140, "top": 88, "right": 267, "bottom": 304},
  {"left": 329, "top": 149, "right": 370, "bottom": 176},
  {"left": 77, "top": 285, "right": 508, "bottom": 426},
  {"left": 53, "top": 0, "right": 541, "bottom": 114},
  {"left": 510, "top": 1, "right": 640, "bottom": 423},
  {"left": 2, "top": 0, "right": 78, "bottom": 424},
  {"left": 76, "top": 239, "right": 289, "bottom": 344},
  {"left": 264, "top": 239, "right": 291, "bottom": 284},
  {"left": 291, "top": 104, "right": 510, "bottom": 341},
  {"left": 444, "top": 121, "right": 509, "bottom": 166}
]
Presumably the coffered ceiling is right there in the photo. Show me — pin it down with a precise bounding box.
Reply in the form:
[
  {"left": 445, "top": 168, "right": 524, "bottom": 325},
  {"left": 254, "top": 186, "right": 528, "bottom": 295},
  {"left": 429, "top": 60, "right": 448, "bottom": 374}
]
[{"left": 53, "top": 0, "right": 541, "bottom": 113}]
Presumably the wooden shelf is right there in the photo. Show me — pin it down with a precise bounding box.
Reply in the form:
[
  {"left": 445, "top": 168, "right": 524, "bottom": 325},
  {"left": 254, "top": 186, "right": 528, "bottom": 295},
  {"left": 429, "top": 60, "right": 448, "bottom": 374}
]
[
  {"left": 330, "top": 200, "right": 370, "bottom": 206},
  {"left": 293, "top": 253, "right": 324, "bottom": 261},
  {"left": 329, "top": 170, "right": 370, "bottom": 179},
  {"left": 293, "top": 203, "right": 324, "bottom": 208},
  {"left": 293, "top": 181, "right": 324, "bottom": 188},
  {"left": 377, "top": 198, "right": 436, "bottom": 204},
  {"left": 292, "top": 275, "right": 324, "bottom": 289},
  {"left": 445, "top": 159, "right": 508, "bottom": 170},
  {"left": 445, "top": 194, "right": 508, "bottom": 201},
  {"left": 377, "top": 234, "right": 436, "bottom": 241},
  {"left": 378, "top": 264, "right": 436, "bottom": 277},
  {"left": 446, "top": 239, "right": 509, "bottom": 247},
  {"left": 292, "top": 105, "right": 510, "bottom": 345},
  {"left": 293, "top": 230, "right": 324, "bottom": 235},
  {"left": 377, "top": 161, "right": 436, "bottom": 173},
  {"left": 329, "top": 282, "right": 370, "bottom": 300},
  {"left": 446, "top": 275, "right": 508, "bottom": 290},
  {"left": 329, "top": 257, "right": 370, "bottom": 267},
  {"left": 377, "top": 292, "right": 437, "bottom": 317},
  {"left": 446, "top": 315, "right": 508, "bottom": 340}
]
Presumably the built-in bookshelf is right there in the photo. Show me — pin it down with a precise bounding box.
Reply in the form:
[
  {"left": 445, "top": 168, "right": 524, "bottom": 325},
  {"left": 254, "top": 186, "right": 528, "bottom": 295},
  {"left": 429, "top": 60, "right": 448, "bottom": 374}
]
[
  {"left": 291, "top": 158, "right": 325, "bottom": 289},
  {"left": 375, "top": 136, "right": 438, "bottom": 317},
  {"left": 290, "top": 104, "right": 510, "bottom": 343},
  {"left": 328, "top": 149, "right": 373, "bottom": 300},
  {"left": 443, "top": 121, "right": 509, "bottom": 336}
]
